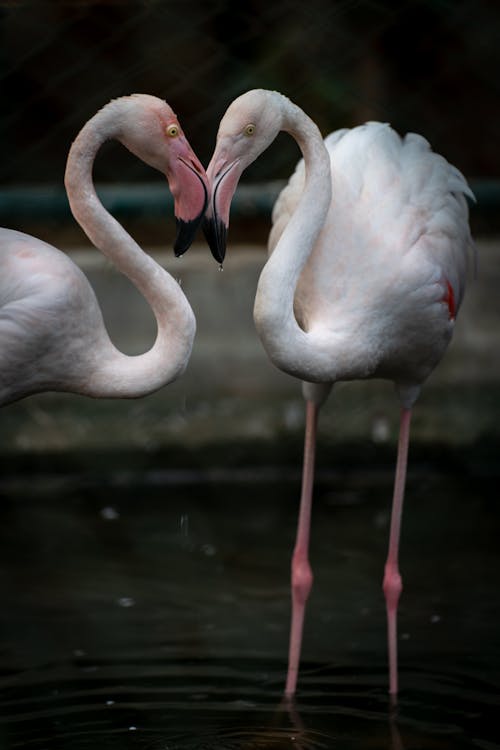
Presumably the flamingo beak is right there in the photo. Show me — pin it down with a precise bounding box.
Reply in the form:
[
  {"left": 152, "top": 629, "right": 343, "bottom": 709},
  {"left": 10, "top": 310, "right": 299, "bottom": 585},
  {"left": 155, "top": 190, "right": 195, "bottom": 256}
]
[
  {"left": 203, "top": 154, "right": 243, "bottom": 265},
  {"left": 169, "top": 150, "right": 210, "bottom": 257},
  {"left": 202, "top": 210, "right": 227, "bottom": 265},
  {"left": 174, "top": 211, "right": 206, "bottom": 257}
]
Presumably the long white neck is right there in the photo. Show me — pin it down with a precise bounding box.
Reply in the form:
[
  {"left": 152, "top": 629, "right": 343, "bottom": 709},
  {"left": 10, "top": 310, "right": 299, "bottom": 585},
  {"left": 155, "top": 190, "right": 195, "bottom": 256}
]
[
  {"left": 253, "top": 98, "right": 334, "bottom": 382},
  {"left": 64, "top": 104, "right": 195, "bottom": 398}
]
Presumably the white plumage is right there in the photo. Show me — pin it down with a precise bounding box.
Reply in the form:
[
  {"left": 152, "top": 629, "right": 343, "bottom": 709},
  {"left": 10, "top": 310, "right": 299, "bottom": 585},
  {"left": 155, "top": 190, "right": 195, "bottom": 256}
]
[{"left": 272, "top": 122, "right": 474, "bottom": 388}]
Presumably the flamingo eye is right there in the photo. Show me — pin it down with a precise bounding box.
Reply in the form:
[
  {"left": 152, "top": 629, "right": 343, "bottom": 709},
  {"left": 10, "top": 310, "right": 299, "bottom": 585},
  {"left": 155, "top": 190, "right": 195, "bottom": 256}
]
[
  {"left": 166, "top": 124, "right": 179, "bottom": 138},
  {"left": 244, "top": 123, "right": 256, "bottom": 136}
]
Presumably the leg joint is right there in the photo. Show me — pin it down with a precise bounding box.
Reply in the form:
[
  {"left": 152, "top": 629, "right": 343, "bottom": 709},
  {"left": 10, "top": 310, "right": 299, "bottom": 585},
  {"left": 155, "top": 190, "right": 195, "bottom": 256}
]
[
  {"left": 383, "top": 562, "right": 403, "bottom": 611},
  {"left": 291, "top": 556, "right": 313, "bottom": 605}
]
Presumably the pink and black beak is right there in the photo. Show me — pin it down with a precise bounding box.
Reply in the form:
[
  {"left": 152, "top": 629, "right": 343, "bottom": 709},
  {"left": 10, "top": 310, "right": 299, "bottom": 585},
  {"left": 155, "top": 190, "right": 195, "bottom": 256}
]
[
  {"left": 168, "top": 144, "right": 210, "bottom": 257},
  {"left": 203, "top": 153, "right": 244, "bottom": 265}
]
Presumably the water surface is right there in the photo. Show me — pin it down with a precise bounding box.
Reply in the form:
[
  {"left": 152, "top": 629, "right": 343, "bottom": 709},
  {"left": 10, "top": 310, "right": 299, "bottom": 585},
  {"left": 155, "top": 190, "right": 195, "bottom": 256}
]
[{"left": 0, "top": 454, "right": 498, "bottom": 748}]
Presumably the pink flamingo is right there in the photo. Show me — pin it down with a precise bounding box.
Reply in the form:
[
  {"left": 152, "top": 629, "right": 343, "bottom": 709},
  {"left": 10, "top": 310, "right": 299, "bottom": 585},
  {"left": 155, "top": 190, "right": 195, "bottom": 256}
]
[
  {"left": 203, "top": 89, "right": 474, "bottom": 698},
  {"left": 0, "top": 94, "right": 208, "bottom": 406}
]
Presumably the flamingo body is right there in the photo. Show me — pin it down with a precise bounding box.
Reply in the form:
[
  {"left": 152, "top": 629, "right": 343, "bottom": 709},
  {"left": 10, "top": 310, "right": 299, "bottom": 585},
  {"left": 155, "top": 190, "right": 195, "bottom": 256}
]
[
  {"left": 0, "top": 229, "right": 108, "bottom": 403},
  {"left": 204, "top": 90, "right": 474, "bottom": 699},
  {"left": 268, "top": 121, "right": 473, "bottom": 392},
  {"left": 0, "top": 95, "right": 209, "bottom": 407}
]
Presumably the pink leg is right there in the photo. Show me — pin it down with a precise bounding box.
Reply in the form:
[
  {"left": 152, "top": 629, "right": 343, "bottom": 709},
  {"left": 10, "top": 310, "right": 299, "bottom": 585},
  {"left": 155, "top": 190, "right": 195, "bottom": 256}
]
[
  {"left": 285, "top": 399, "right": 318, "bottom": 697},
  {"left": 383, "top": 406, "right": 412, "bottom": 698}
]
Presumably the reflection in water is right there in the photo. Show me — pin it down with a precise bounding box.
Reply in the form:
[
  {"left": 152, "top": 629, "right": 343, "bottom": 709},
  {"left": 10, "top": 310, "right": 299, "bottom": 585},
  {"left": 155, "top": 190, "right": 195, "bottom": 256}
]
[
  {"left": 280, "top": 695, "right": 404, "bottom": 750},
  {"left": 0, "top": 464, "right": 498, "bottom": 748},
  {"left": 390, "top": 719, "right": 404, "bottom": 750}
]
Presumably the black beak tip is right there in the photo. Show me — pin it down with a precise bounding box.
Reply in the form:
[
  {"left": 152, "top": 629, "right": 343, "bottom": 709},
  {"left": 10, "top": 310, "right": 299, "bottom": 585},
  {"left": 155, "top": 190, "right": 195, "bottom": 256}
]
[
  {"left": 202, "top": 217, "right": 227, "bottom": 265},
  {"left": 174, "top": 217, "right": 201, "bottom": 257}
]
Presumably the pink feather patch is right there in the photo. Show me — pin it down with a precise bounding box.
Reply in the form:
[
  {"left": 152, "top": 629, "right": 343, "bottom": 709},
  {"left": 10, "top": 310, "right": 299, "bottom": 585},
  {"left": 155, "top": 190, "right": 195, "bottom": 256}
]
[{"left": 443, "top": 279, "right": 456, "bottom": 321}]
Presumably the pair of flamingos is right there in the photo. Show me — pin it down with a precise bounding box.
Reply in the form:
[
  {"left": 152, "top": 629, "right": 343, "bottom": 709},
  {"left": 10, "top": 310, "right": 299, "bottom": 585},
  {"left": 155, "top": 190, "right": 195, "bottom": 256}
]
[{"left": 0, "top": 90, "right": 474, "bottom": 700}]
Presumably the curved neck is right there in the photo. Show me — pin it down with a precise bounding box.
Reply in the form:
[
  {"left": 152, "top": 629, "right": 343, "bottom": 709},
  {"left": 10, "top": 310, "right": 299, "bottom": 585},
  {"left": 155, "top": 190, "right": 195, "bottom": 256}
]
[
  {"left": 253, "top": 99, "right": 333, "bottom": 381},
  {"left": 64, "top": 104, "right": 195, "bottom": 397}
]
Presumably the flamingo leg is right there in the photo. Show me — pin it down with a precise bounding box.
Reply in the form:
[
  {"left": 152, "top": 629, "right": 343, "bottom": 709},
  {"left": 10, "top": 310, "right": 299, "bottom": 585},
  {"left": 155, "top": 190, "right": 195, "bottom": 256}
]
[
  {"left": 383, "top": 406, "right": 412, "bottom": 698},
  {"left": 285, "top": 399, "right": 318, "bottom": 697}
]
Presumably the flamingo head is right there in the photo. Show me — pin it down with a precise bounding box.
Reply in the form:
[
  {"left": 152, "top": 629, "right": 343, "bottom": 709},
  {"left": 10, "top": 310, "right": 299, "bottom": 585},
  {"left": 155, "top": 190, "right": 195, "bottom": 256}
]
[
  {"left": 117, "top": 94, "right": 209, "bottom": 256},
  {"left": 203, "top": 90, "right": 284, "bottom": 264}
]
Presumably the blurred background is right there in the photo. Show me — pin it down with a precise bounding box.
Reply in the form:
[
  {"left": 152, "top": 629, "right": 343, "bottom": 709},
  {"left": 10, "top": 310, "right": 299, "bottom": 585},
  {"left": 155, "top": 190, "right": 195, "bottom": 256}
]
[{"left": 2, "top": 0, "right": 500, "bottom": 187}]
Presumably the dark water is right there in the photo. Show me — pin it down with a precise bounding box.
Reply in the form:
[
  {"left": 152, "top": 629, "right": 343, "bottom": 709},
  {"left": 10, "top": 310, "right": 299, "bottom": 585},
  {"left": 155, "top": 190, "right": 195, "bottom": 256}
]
[{"left": 0, "top": 455, "right": 499, "bottom": 749}]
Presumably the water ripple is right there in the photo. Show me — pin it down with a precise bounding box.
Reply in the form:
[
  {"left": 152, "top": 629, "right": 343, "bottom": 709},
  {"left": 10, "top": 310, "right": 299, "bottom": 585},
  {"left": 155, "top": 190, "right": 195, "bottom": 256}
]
[
  {"left": 148, "top": 727, "right": 333, "bottom": 750},
  {"left": 0, "top": 653, "right": 499, "bottom": 749}
]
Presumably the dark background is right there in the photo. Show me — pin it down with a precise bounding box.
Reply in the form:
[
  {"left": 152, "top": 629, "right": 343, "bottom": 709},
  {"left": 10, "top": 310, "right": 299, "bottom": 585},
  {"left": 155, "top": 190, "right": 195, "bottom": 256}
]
[{"left": 1, "top": 0, "right": 499, "bottom": 237}]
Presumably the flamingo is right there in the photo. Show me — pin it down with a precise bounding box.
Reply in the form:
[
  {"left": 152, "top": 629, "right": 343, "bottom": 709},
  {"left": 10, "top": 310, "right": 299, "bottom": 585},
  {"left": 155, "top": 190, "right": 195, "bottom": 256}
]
[
  {"left": 0, "top": 94, "right": 209, "bottom": 407},
  {"left": 203, "top": 89, "right": 474, "bottom": 698}
]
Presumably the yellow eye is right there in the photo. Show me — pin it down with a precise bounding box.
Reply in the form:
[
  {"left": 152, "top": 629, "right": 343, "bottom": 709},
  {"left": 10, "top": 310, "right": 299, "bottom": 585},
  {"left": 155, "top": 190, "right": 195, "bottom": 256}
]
[
  {"left": 244, "top": 123, "right": 256, "bottom": 136},
  {"left": 166, "top": 124, "right": 179, "bottom": 138}
]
